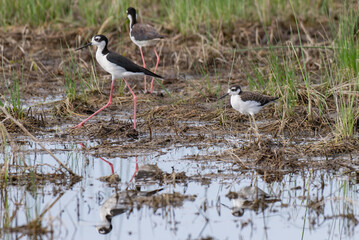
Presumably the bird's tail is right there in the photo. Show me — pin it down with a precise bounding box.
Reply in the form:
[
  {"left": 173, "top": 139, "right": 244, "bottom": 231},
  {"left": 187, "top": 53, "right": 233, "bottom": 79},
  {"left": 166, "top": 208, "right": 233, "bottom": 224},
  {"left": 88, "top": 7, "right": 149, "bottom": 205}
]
[{"left": 141, "top": 66, "right": 164, "bottom": 79}]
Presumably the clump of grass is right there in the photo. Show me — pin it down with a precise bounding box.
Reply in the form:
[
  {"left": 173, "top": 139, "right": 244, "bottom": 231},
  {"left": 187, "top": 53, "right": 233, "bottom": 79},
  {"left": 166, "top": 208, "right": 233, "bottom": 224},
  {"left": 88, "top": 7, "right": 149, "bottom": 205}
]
[
  {"left": 248, "top": 46, "right": 298, "bottom": 117},
  {"left": 333, "top": 85, "right": 357, "bottom": 140},
  {"left": 330, "top": 0, "right": 359, "bottom": 140},
  {"left": 61, "top": 44, "right": 103, "bottom": 102},
  {"left": 246, "top": 0, "right": 337, "bottom": 125},
  {"left": 9, "top": 72, "right": 24, "bottom": 120},
  {"left": 81, "top": 54, "right": 103, "bottom": 95},
  {"left": 334, "top": 1, "right": 358, "bottom": 75},
  {"left": 61, "top": 48, "right": 81, "bottom": 102},
  {"left": 1, "top": 67, "right": 25, "bottom": 120}
]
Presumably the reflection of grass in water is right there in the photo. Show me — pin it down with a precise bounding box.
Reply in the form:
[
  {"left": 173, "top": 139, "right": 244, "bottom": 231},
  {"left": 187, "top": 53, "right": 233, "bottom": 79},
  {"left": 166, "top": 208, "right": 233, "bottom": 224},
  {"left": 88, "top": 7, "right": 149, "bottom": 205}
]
[
  {"left": 0, "top": 140, "right": 80, "bottom": 235},
  {"left": 0, "top": 124, "right": 10, "bottom": 184},
  {"left": 0, "top": 187, "right": 11, "bottom": 230},
  {"left": 0, "top": 171, "right": 67, "bottom": 237}
]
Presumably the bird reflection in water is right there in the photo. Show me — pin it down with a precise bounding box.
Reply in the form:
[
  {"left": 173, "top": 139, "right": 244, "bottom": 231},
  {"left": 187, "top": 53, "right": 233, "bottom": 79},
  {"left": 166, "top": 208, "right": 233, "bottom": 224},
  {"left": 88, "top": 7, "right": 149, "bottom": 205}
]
[
  {"left": 227, "top": 186, "right": 280, "bottom": 217},
  {"left": 96, "top": 158, "right": 164, "bottom": 234}
]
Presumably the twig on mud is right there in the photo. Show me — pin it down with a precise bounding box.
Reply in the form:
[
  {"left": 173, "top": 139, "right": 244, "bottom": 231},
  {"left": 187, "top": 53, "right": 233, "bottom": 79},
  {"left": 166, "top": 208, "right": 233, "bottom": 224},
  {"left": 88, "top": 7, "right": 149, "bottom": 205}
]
[
  {"left": 228, "top": 150, "right": 249, "bottom": 170},
  {"left": 0, "top": 106, "right": 78, "bottom": 177}
]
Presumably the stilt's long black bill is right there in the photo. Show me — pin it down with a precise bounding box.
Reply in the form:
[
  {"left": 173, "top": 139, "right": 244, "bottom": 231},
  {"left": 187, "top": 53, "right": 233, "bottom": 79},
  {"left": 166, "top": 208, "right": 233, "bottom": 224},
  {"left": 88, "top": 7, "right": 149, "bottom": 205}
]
[
  {"left": 76, "top": 42, "right": 92, "bottom": 51},
  {"left": 219, "top": 93, "right": 229, "bottom": 100}
]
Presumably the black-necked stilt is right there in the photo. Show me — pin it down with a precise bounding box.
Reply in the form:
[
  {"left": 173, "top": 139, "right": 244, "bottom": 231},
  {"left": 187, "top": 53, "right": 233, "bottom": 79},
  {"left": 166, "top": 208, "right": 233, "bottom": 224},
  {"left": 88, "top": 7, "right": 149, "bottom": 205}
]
[
  {"left": 220, "top": 85, "right": 278, "bottom": 131},
  {"left": 96, "top": 187, "right": 163, "bottom": 234},
  {"left": 74, "top": 34, "right": 163, "bottom": 130},
  {"left": 127, "top": 7, "right": 165, "bottom": 93},
  {"left": 229, "top": 186, "right": 279, "bottom": 217},
  {"left": 96, "top": 191, "right": 137, "bottom": 234}
]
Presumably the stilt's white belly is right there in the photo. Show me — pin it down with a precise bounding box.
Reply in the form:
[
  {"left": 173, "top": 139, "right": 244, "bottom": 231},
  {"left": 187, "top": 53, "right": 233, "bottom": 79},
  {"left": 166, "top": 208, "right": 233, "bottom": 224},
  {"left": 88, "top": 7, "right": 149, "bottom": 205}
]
[
  {"left": 130, "top": 35, "right": 158, "bottom": 47},
  {"left": 230, "top": 95, "right": 262, "bottom": 116},
  {"left": 96, "top": 52, "right": 144, "bottom": 79}
]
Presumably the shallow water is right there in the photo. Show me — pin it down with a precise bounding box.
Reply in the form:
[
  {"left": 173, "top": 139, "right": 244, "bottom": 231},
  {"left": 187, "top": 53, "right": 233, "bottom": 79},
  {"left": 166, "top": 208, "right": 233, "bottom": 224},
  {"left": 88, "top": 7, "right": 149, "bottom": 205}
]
[{"left": 2, "top": 140, "right": 359, "bottom": 240}]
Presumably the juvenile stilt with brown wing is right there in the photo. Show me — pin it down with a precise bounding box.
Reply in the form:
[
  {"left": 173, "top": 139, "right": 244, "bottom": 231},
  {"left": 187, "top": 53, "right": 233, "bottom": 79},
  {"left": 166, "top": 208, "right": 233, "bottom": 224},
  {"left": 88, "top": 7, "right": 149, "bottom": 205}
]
[
  {"left": 220, "top": 85, "right": 279, "bottom": 138},
  {"left": 127, "top": 7, "right": 165, "bottom": 93}
]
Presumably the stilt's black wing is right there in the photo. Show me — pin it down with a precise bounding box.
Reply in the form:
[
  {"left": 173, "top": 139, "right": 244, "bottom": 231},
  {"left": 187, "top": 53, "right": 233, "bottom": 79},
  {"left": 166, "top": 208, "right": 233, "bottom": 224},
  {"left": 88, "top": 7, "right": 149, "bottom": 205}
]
[{"left": 107, "top": 52, "right": 163, "bottom": 79}]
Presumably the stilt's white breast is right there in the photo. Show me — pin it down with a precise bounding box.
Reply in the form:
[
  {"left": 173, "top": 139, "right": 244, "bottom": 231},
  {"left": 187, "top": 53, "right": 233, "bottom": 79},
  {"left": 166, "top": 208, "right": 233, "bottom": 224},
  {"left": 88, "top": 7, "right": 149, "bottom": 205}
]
[
  {"left": 96, "top": 51, "right": 126, "bottom": 79},
  {"left": 230, "top": 95, "right": 262, "bottom": 116}
]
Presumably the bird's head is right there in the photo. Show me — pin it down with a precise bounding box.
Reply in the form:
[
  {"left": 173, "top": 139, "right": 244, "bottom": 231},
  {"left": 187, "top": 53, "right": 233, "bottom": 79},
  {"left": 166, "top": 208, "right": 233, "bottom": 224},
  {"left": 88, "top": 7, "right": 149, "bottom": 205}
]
[
  {"left": 126, "top": 7, "right": 137, "bottom": 24},
  {"left": 219, "top": 85, "right": 242, "bottom": 100},
  {"left": 76, "top": 35, "right": 108, "bottom": 51},
  {"left": 228, "top": 85, "right": 242, "bottom": 95}
]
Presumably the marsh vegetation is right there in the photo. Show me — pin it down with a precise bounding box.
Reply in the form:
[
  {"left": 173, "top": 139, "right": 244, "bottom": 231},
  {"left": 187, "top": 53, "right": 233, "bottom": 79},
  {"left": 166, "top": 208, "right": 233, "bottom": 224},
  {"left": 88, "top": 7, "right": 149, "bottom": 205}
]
[{"left": 0, "top": 0, "right": 358, "bottom": 239}]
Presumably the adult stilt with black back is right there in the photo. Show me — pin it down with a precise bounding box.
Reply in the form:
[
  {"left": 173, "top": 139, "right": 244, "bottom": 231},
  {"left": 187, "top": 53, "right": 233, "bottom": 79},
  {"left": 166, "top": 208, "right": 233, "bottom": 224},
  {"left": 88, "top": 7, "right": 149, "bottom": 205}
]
[
  {"left": 220, "top": 85, "right": 279, "bottom": 136},
  {"left": 74, "top": 34, "right": 163, "bottom": 130},
  {"left": 127, "top": 7, "right": 165, "bottom": 93}
]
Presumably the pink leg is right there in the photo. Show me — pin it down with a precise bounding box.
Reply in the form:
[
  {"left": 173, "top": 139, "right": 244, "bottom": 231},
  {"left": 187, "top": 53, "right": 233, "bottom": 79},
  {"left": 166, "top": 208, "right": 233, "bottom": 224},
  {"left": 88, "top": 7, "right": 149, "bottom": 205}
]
[
  {"left": 139, "top": 47, "right": 147, "bottom": 93},
  {"left": 150, "top": 48, "right": 160, "bottom": 93},
  {"left": 122, "top": 78, "right": 137, "bottom": 130},
  {"left": 73, "top": 78, "right": 115, "bottom": 128}
]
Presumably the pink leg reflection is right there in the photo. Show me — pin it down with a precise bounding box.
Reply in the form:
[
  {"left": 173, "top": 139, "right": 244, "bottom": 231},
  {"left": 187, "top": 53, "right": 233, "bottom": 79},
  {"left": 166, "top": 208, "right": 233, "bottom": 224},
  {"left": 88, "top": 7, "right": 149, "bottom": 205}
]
[
  {"left": 126, "top": 157, "right": 139, "bottom": 189},
  {"left": 99, "top": 157, "right": 114, "bottom": 175}
]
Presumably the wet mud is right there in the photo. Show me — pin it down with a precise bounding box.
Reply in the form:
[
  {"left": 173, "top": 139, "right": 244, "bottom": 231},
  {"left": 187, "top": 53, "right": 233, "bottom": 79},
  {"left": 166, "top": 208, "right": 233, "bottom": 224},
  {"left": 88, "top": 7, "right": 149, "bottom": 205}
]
[{"left": 1, "top": 20, "right": 359, "bottom": 239}]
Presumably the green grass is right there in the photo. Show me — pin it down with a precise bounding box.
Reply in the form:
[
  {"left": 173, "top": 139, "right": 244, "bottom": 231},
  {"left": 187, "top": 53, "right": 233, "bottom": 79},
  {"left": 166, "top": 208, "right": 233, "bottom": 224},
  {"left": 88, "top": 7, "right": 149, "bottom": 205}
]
[
  {"left": 81, "top": 54, "right": 103, "bottom": 95},
  {"left": 335, "top": 1, "right": 359, "bottom": 75},
  {"left": 61, "top": 46, "right": 81, "bottom": 102},
  {"left": 9, "top": 76, "right": 24, "bottom": 120},
  {"left": 0, "top": 68, "right": 25, "bottom": 120},
  {"left": 243, "top": 0, "right": 358, "bottom": 140},
  {"left": 1, "top": 0, "right": 358, "bottom": 141},
  {"left": 0, "top": 0, "right": 131, "bottom": 28},
  {"left": 61, "top": 44, "right": 103, "bottom": 102},
  {"left": 331, "top": 1, "right": 359, "bottom": 139},
  {"left": 0, "top": 0, "right": 338, "bottom": 34},
  {"left": 159, "top": 0, "right": 333, "bottom": 34}
]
